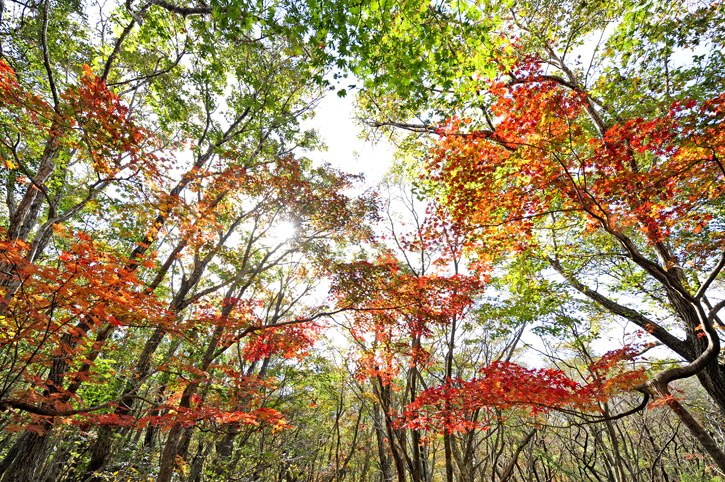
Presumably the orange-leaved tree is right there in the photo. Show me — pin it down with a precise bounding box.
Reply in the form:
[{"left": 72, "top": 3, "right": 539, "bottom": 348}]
[
  {"left": 426, "top": 51, "right": 725, "bottom": 469},
  {"left": 352, "top": 0, "right": 725, "bottom": 471},
  {"left": 0, "top": 20, "right": 379, "bottom": 480},
  {"left": 332, "top": 256, "right": 484, "bottom": 482}
]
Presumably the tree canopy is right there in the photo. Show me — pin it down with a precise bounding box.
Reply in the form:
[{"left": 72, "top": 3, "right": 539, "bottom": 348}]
[{"left": 1, "top": 0, "right": 724, "bottom": 481}]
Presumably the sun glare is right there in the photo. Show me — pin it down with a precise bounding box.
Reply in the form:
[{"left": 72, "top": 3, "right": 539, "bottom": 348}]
[{"left": 269, "top": 221, "right": 297, "bottom": 244}]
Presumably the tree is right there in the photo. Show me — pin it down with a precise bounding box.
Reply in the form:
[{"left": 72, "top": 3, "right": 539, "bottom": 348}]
[
  {"left": 353, "top": 0, "right": 725, "bottom": 471},
  {"left": 0, "top": 0, "right": 380, "bottom": 478}
]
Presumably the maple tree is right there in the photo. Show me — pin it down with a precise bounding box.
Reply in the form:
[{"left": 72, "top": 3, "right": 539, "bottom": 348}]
[
  {"left": 331, "top": 182, "right": 655, "bottom": 481},
  {"left": 328, "top": 180, "right": 485, "bottom": 482},
  {"left": 426, "top": 41, "right": 725, "bottom": 471},
  {"left": 353, "top": 0, "right": 725, "bottom": 475}
]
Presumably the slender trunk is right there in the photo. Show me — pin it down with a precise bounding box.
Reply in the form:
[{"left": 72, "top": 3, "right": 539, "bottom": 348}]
[
  {"left": 373, "top": 404, "right": 392, "bottom": 482},
  {"left": 82, "top": 431, "right": 114, "bottom": 481},
  {"left": 158, "top": 424, "right": 186, "bottom": 482},
  {"left": 499, "top": 430, "right": 536, "bottom": 482},
  {"left": 0, "top": 129, "right": 61, "bottom": 314},
  {"left": 444, "top": 314, "right": 457, "bottom": 482},
  {"left": 39, "top": 445, "right": 70, "bottom": 482},
  {"left": 157, "top": 315, "right": 228, "bottom": 482},
  {"left": 601, "top": 406, "right": 626, "bottom": 482},
  {"left": 409, "top": 334, "right": 426, "bottom": 482},
  {"left": 358, "top": 429, "right": 372, "bottom": 482},
  {"left": 375, "top": 378, "right": 409, "bottom": 482},
  {"left": 188, "top": 441, "right": 211, "bottom": 482},
  {"left": 210, "top": 423, "right": 240, "bottom": 477},
  {"left": 177, "top": 426, "right": 194, "bottom": 465},
  {"left": 654, "top": 381, "right": 725, "bottom": 473}
]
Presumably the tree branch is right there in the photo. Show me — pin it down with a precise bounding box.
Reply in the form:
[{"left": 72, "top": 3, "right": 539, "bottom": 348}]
[
  {"left": 548, "top": 256, "right": 692, "bottom": 361},
  {"left": 696, "top": 249, "right": 725, "bottom": 300},
  {"left": 40, "top": 0, "right": 59, "bottom": 111},
  {"left": 0, "top": 384, "right": 143, "bottom": 417},
  {"left": 101, "top": 5, "right": 150, "bottom": 82},
  {"left": 147, "top": 0, "right": 212, "bottom": 16}
]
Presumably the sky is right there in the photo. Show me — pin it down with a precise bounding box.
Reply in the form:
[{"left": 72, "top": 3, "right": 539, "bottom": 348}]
[{"left": 302, "top": 89, "right": 395, "bottom": 187}]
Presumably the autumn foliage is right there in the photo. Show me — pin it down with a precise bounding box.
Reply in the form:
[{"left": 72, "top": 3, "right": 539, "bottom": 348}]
[
  {"left": 430, "top": 57, "right": 725, "bottom": 256},
  {"left": 1, "top": 0, "right": 725, "bottom": 480},
  {"left": 404, "top": 347, "right": 647, "bottom": 433},
  {"left": 0, "top": 45, "right": 380, "bottom": 480}
]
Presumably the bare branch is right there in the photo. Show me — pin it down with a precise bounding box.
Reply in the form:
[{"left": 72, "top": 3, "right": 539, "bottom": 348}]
[
  {"left": 40, "top": 0, "right": 59, "bottom": 111},
  {"left": 696, "top": 249, "right": 725, "bottom": 300},
  {"left": 147, "top": 0, "right": 212, "bottom": 16},
  {"left": 101, "top": 5, "right": 151, "bottom": 81}
]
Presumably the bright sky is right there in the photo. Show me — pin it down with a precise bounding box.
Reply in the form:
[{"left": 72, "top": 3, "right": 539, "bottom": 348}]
[{"left": 302, "top": 89, "right": 394, "bottom": 187}]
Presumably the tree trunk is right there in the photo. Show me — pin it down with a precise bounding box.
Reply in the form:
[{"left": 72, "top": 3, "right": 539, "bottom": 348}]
[
  {"left": 82, "top": 429, "right": 115, "bottom": 481},
  {"left": 158, "top": 424, "right": 185, "bottom": 482},
  {"left": 0, "top": 430, "right": 49, "bottom": 482},
  {"left": 373, "top": 404, "right": 392, "bottom": 482},
  {"left": 654, "top": 381, "right": 725, "bottom": 473},
  {"left": 188, "top": 441, "right": 211, "bottom": 482}
]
